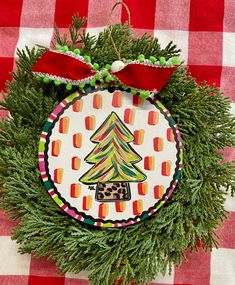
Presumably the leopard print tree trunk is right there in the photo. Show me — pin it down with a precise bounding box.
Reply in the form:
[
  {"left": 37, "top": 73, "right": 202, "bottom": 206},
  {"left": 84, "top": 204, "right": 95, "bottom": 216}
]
[{"left": 95, "top": 182, "right": 131, "bottom": 201}]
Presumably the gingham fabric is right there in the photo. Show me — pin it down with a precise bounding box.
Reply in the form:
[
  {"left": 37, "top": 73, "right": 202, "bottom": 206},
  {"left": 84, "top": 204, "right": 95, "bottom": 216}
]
[{"left": 0, "top": 1, "right": 234, "bottom": 284}]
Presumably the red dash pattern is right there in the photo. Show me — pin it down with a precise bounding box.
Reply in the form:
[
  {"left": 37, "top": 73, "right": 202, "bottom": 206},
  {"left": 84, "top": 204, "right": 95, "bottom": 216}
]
[
  {"left": 112, "top": 91, "right": 123, "bottom": 107},
  {"left": 133, "top": 200, "right": 143, "bottom": 215},
  {"left": 70, "top": 183, "right": 81, "bottom": 198},
  {"left": 72, "top": 99, "right": 83, "bottom": 112},
  {"left": 148, "top": 111, "right": 158, "bottom": 125},
  {"left": 133, "top": 129, "right": 145, "bottom": 145},
  {"left": 98, "top": 203, "right": 109, "bottom": 218},
  {"left": 132, "top": 94, "right": 144, "bottom": 107},
  {"left": 124, "top": 108, "right": 135, "bottom": 125},
  {"left": 154, "top": 185, "right": 165, "bottom": 199},
  {"left": 115, "top": 201, "right": 126, "bottom": 212},
  {"left": 85, "top": 115, "right": 96, "bottom": 130},
  {"left": 71, "top": 157, "right": 81, "bottom": 170},
  {"left": 51, "top": 140, "right": 61, "bottom": 156},
  {"left": 153, "top": 137, "right": 163, "bottom": 151},
  {"left": 138, "top": 182, "right": 148, "bottom": 195},
  {"left": 144, "top": 156, "right": 155, "bottom": 170},
  {"left": 93, "top": 94, "right": 102, "bottom": 109},
  {"left": 73, "top": 133, "right": 82, "bottom": 148},
  {"left": 162, "top": 161, "right": 172, "bottom": 176},
  {"left": 54, "top": 168, "right": 64, "bottom": 184},
  {"left": 167, "top": 128, "right": 175, "bottom": 142},
  {"left": 59, "top": 117, "right": 70, "bottom": 133},
  {"left": 83, "top": 195, "right": 93, "bottom": 211}
]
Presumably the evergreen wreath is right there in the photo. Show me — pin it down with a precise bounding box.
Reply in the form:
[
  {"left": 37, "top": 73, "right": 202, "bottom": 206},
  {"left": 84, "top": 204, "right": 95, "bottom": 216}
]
[{"left": 0, "top": 15, "right": 234, "bottom": 285}]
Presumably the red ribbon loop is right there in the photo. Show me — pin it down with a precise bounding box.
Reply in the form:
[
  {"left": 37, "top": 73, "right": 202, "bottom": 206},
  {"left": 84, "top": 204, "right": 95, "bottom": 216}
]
[
  {"left": 33, "top": 51, "right": 96, "bottom": 82},
  {"left": 112, "top": 63, "right": 176, "bottom": 92}
]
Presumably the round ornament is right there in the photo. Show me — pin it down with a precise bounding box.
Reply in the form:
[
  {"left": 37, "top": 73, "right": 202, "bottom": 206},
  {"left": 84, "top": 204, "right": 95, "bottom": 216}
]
[{"left": 39, "top": 89, "right": 182, "bottom": 227}]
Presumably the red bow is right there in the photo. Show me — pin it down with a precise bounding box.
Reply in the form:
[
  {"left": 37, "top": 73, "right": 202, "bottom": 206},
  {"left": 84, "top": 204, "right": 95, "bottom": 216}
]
[{"left": 33, "top": 51, "right": 177, "bottom": 92}]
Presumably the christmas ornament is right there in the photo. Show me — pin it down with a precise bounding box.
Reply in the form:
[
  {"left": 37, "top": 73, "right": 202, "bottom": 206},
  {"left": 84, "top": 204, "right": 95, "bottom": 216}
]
[
  {"left": 33, "top": 43, "right": 182, "bottom": 227},
  {"left": 33, "top": 46, "right": 182, "bottom": 227},
  {"left": 38, "top": 88, "right": 182, "bottom": 227}
]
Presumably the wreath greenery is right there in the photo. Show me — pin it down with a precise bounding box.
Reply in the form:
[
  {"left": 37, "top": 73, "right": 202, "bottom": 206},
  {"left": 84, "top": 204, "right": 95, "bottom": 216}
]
[{"left": 0, "top": 16, "right": 234, "bottom": 285}]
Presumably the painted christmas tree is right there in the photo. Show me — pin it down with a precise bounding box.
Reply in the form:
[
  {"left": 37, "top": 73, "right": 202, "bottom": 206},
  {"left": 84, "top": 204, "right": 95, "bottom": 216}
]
[{"left": 79, "top": 112, "right": 146, "bottom": 201}]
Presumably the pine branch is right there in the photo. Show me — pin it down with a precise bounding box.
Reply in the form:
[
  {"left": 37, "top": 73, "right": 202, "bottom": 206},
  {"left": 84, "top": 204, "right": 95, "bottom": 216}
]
[{"left": 52, "top": 14, "right": 87, "bottom": 48}]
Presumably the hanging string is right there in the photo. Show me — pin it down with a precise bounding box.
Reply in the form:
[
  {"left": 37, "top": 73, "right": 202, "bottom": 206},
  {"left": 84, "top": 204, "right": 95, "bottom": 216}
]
[{"left": 107, "top": 1, "right": 131, "bottom": 60}]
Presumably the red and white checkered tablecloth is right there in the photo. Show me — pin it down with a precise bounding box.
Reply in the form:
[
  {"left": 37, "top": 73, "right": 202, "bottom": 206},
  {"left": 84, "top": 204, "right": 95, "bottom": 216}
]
[{"left": 0, "top": 1, "right": 234, "bottom": 284}]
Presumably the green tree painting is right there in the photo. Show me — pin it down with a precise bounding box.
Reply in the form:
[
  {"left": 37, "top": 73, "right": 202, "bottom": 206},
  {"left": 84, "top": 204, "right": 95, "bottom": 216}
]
[{"left": 79, "top": 112, "right": 146, "bottom": 201}]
